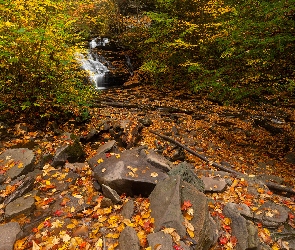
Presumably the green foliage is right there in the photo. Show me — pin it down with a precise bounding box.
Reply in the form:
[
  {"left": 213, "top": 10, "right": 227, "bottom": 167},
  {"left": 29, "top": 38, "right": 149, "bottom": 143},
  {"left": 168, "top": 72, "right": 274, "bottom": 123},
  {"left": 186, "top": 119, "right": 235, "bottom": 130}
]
[
  {"left": 0, "top": 0, "right": 115, "bottom": 121},
  {"left": 121, "top": 0, "right": 295, "bottom": 103}
]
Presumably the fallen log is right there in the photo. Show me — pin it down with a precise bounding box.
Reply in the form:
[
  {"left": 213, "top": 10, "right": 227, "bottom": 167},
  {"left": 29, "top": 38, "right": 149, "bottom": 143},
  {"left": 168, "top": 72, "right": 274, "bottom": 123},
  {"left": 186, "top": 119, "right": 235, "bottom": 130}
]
[{"left": 150, "top": 130, "right": 295, "bottom": 195}]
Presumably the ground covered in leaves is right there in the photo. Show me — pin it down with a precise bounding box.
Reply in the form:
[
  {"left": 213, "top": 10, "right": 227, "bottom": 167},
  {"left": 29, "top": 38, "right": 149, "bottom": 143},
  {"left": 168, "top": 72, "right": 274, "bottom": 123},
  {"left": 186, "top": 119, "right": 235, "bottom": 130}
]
[{"left": 0, "top": 80, "right": 294, "bottom": 250}]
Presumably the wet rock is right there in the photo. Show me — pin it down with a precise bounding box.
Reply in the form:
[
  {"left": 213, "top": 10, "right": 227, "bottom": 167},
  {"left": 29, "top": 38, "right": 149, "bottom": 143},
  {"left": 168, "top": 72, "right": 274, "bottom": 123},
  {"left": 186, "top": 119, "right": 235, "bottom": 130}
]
[
  {"left": 102, "top": 184, "right": 122, "bottom": 204},
  {"left": 5, "top": 195, "right": 35, "bottom": 219},
  {"left": 119, "top": 226, "right": 140, "bottom": 250},
  {"left": 0, "top": 148, "right": 35, "bottom": 180},
  {"left": 88, "top": 147, "right": 168, "bottom": 196},
  {"left": 121, "top": 200, "right": 134, "bottom": 219},
  {"left": 181, "top": 181, "right": 217, "bottom": 250},
  {"left": 254, "top": 201, "right": 289, "bottom": 228},
  {"left": 51, "top": 140, "right": 85, "bottom": 167},
  {"left": 200, "top": 176, "right": 228, "bottom": 192},
  {"left": 149, "top": 175, "right": 186, "bottom": 237},
  {"left": 168, "top": 162, "right": 204, "bottom": 192},
  {"left": 0, "top": 222, "right": 22, "bottom": 250},
  {"left": 147, "top": 231, "right": 173, "bottom": 250}
]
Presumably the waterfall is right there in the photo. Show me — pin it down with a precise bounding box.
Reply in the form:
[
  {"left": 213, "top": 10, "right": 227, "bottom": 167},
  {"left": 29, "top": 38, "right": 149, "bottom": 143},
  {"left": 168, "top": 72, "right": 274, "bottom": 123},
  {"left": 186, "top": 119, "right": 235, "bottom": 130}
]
[{"left": 75, "top": 38, "right": 110, "bottom": 90}]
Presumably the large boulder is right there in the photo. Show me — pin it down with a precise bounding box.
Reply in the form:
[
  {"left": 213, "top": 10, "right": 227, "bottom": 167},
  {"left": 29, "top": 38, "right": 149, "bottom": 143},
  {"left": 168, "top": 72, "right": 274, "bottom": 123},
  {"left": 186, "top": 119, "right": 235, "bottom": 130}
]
[
  {"left": 88, "top": 147, "right": 169, "bottom": 196},
  {"left": 0, "top": 222, "right": 22, "bottom": 250},
  {"left": 0, "top": 148, "right": 35, "bottom": 180},
  {"left": 149, "top": 176, "right": 217, "bottom": 250}
]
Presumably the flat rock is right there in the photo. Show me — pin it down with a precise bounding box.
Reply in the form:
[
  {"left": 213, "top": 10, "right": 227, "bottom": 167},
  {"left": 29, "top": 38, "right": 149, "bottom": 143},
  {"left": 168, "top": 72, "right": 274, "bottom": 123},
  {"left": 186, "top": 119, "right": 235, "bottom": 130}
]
[
  {"left": 0, "top": 222, "right": 22, "bottom": 250},
  {"left": 147, "top": 231, "right": 173, "bottom": 250},
  {"left": 5, "top": 195, "right": 35, "bottom": 219},
  {"left": 200, "top": 176, "right": 227, "bottom": 192},
  {"left": 119, "top": 226, "right": 140, "bottom": 250},
  {"left": 95, "top": 140, "right": 116, "bottom": 156},
  {"left": 149, "top": 175, "right": 186, "bottom": 237},
  {"left": 143, "top": 149, "right": 172, "bottom": 172},
  {"left": 88, "top": 147, "right": 169, "bottom": 196},
  {"left": 0, "top": 148, "right": 35, "bottom": 180},
  {"left": 254, "top": 201, "right": 289, "bottom": 228}
]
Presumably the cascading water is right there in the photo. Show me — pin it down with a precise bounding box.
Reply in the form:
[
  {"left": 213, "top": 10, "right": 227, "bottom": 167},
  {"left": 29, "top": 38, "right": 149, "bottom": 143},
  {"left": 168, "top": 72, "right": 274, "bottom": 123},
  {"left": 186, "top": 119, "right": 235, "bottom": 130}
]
[{"left": 75, "top": 38, "right": 111, "bottom": 90}]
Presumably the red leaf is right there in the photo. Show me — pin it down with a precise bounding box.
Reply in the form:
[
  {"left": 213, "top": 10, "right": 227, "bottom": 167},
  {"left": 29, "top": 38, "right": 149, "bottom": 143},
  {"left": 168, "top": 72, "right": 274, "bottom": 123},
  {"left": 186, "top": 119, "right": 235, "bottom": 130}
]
[
  {"left": 181, "top": 200, "right": 192, "bottom": 211},
  {"left": 105, "top": 153, "right": 112, "bottom": 158},
  {"left": 222, "top": 225, "right": 231, "bottom": 231},
  {"left": 173, "top": 245, "right": 184, "bottom": 250},
  {"left": 44, "top": 220, "right": 52, "bottom": 228},
  {"left": 289, "top": 213, "right": 295, "bottom": 220},
  {"left": 53, "top": 209, "right": 63, "bottom": 216},
  {"left": 219, "top": 236, "right": 228, "bottom": 245},
  {"left": 230, "top": 236, "right": 238, "bottom": 246}
]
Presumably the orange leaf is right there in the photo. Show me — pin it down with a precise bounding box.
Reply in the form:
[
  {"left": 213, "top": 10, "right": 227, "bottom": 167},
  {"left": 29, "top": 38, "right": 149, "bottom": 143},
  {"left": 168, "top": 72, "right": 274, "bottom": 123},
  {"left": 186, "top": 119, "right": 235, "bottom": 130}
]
[{"left": 181, "top": 200, "right": 192, "bottom": 211}]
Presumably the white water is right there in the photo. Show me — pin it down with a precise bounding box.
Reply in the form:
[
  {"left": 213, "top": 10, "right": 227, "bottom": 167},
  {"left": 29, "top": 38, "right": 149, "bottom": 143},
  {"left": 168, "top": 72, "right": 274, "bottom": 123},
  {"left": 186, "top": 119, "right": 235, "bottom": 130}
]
[{"left": 75, "top": 38, "right": 110, "bottom": 90}]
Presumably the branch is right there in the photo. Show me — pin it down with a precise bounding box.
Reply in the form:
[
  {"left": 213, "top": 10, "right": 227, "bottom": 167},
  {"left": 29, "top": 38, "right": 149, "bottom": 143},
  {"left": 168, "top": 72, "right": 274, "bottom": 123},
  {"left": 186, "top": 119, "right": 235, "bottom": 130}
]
[{"left": 150, "top": 130, "right": 295, "bottom": 195}]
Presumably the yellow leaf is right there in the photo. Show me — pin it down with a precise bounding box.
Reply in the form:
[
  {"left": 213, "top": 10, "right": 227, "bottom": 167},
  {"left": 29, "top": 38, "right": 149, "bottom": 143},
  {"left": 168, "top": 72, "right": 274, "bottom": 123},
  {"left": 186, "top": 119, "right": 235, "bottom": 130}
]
[
  {"left": 95, "top": 238, "right": 103, "bottom": 247},
  {"left": 97, "top": 158, "right": 104, "bottom": 164},
  {"left": 102, "top": 168, "right": 106, "bottom": 173},
  {"left": 67, "top": 224, "right": 76, "bottom": 229},
  {"left": 32, "top": 240, "right": 41, "bottom": 250},
  {"left": 187, "top": 228, "right": 195, "bottom": 238},
  {"left": 115, "top": 154, "right": 120, "bottom": 158},
  {"left": 106, "top": 233, "right": 120, "bottom": 239},
  {"left": 17, "top": 162, "right": 23, "bottom": 168},
  {"left": 150, "top": 172, "right": 158, "bottom": 177},
  {"left": 223, "top": 217, "right": 231, "bottom": 225}
]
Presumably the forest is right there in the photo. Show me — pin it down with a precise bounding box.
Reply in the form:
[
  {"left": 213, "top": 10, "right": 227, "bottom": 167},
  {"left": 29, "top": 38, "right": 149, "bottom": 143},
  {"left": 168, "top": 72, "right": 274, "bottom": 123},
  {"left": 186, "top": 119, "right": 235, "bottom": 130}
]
[{"left": 0, "top": 0, "right": 295, "bottom": 249}]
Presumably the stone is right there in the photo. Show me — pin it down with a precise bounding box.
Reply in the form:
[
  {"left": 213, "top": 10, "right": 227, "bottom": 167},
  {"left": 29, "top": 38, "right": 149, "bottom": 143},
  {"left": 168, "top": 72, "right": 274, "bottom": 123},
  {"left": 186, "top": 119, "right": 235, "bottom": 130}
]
[
  {"left": 88, "top": 147, "right": 168, "bottom": 196},
  {"left": 121, "top": 200, "right": 134, "bottom": 219},
  {"left": 246, "top": 220, "right": 259, "bottom": 249},
  {"left": 51, "top": 140, "right": 85, "bottom": 167},
  {"left": 225, "top": 202, "right": 253, "bottom": 219},
  {"left": 223, "top": 203, "right": 248, "bottom": 250},
  {"left": 95, "top": 140, "right": 117, "bottom": 156},
  {"left": 149, "top": 175, "right": 186, "bottom": 237},
  {"left": 102, "top": 184, "right": 122, "bottom": 204},
  {"left": 5, "top": 195, "right": 35, "bottom": 219},
  {"left": 100, "top": 197, "right": 113, "bottom": 208},
  {"left": 0, "top": 222, "right": 22, "bottom": 250},
  {"left": 139, "top": 117, "right": 153, "bottom": 127},
  {"left": 147, "top": 231, "right": 173, "bottom": 250},
  {"left": 168, "top": 162, "right": 204, "bottom": 192},
  {"left": 181, "top": 181, "right": 217, "bottom": 250},
  {"left": 0, "top": 148, "right": 35, "bottom": 180},
  {"left": 143, "top": 149, "right": 172, "bottom": 172},
  {"left": 200, "top": 176, "right": 228, "bottom": 192},
  {"left": 254, "top": 201, "right": 289, "bottom": 228},
  {"left": 119, "top": 226, "right": 140, "bottom": 250},
  {"left": 285, "top": 152, "right": 295, "bottom": 164}
]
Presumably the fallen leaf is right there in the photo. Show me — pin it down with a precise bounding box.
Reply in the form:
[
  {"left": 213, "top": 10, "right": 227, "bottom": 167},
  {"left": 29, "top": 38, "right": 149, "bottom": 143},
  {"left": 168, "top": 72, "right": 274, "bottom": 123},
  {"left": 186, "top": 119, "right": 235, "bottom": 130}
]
[{"left": 150, "top": 172, "right": 158, "bottom": 177}]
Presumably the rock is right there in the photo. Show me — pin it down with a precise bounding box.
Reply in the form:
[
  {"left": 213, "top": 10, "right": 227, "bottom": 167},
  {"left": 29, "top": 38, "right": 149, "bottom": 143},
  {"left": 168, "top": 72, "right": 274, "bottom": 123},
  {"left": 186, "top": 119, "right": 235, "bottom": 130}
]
[
  {"left": 139, "top": 117, "right": 153, "bottom": 127},
  {"left": 224, "top": 202, "right": 253, "bottom": 219},
  {"left": 121, "top": 200, "right": 134, "bottom": 219},
  {"left": 88, "top": 147, "right": 169, "bottom": 196},
  {"left": 181, "top": 181, "right": 217, "bottom": 250},
  {"left": 168, "top": 162, "right": 204, "bottom": 192},
  {"left": 254, "top": 201, "right": 289, "bottom": 228},
  {"left": 51, "top": 140, "right": 85, "bottom": 167},
  {"left": 64, "top": 162, "right": 89, "bottom": 172},
  {"left": 246, "top": 220, "right": 259, "bottom": 249},
  {"left": 0, "top": 148, "right": 35, "bottom": 180},
  {"left": 285, "top": 152, "right": 295, "bottom": 164},
  {"left": 149, "top": 175, "right": 186, "bottom": 237},
  {"left": 143, "top": 149, "right": 172, "bottom": 172},
  {"left": 102, "top": 184, "right": 122, "bottom": 204},
  {"left": 73, "top": 225, "right": 89, "bottom": 237},
  {"left": 223, "top": 203, "right": 248, "bottom": 250},
  {"left": 0, "top": 222, "right": 22, "bottom": 250},
  {"left": 100, "top": 197, "right": 113, "bottom": 208},
  {"left": 119, "top": 226, "right": 140, "bottom": 250},
  {"left": 79, "top": 129, "right": 99, "bottom": 143},
  {"left": 200, "top": 176, "right": 227, "bottom": 192},
  {"left": 5, "top": 195, "right": 35, "bottom": 219},
  {"left": 147, "top": 231, "right": 173, "bottom": 250},
  {"left": 95, "top": 140, "right": 116, "bottom": 156}
]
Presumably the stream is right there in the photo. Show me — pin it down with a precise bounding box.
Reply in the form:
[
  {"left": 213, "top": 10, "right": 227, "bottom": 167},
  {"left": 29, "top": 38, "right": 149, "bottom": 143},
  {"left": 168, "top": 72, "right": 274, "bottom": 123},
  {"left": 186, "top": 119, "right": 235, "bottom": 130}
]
[{"left": 75, "top": 37, "right": 132, "bottom": 90}]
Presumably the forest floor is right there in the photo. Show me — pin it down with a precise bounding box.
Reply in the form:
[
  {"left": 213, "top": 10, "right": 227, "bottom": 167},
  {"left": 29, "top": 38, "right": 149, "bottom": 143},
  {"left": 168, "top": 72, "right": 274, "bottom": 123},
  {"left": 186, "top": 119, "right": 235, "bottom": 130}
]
[{"left": 0, "top": 76, "right": 295, "bottom": 249}]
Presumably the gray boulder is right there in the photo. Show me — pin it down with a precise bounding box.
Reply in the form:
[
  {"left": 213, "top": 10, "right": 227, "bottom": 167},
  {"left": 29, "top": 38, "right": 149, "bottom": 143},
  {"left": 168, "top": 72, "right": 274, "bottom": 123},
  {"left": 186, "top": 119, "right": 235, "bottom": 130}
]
[
  {"left": 0, "top": 222, "right": 22, "bottom": 250},
  {"left": 147, "top": 231, "right": 173, "bottom": 250},
  {"left": 119, "top": 226, "right": 140, "bottom": 250},
  {"left": 5, "top": 195, "right": 35, "bottom": 219},
  {"left": 88, "top": 147, "right": 169, "bottom": 196},
  {"left": 0, "top": 148, "right": 35, "bottom": 180},
  {"left": 51, "top": 140, "right": 85, "bottom": 167}
]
